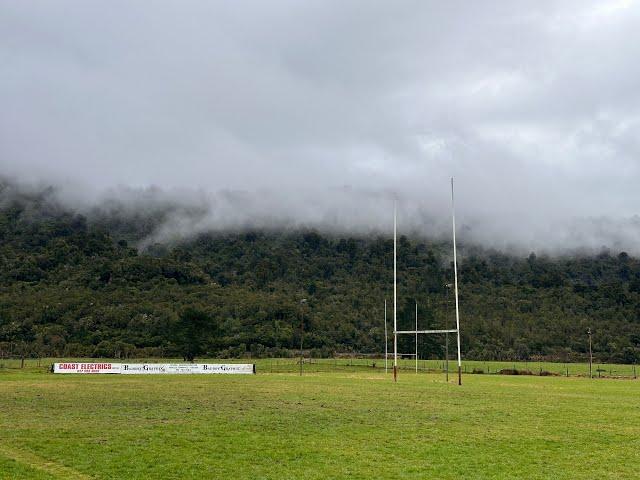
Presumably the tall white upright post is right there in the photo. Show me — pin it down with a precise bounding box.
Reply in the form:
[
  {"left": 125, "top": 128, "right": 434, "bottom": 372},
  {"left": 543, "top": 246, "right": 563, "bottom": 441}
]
[
  {"left": 393, "top": 200, "right": 398, "bottom": 382},
  {"left": 451, "top": 177, "right": 462, "bottom": 386},
  {"left": 415, "top": 301, "right": 418, "bottom": 373},
  {"left": 384, "top": 299, "right": 388, "bottom": 374}
]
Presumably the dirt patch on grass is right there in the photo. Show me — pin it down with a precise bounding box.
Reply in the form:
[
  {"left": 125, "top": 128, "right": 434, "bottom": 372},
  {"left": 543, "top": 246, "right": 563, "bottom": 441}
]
[{"left": 498, "top": 369, "right": 534, "bottom": 376}]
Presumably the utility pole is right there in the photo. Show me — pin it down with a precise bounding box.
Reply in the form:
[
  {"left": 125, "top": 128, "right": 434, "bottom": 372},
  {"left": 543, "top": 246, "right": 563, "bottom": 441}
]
[
  {"left": 299, "top": 298, "right": 307, "bottom": 376},
  {"left": 445, "top": 283, "right": 451, "bottom": 382},
  {"left": 588, "top": 327, "right": 593, "bottom": 379},
  {"left": 384, "top": 299, "right": 388, "bottom": 374}
]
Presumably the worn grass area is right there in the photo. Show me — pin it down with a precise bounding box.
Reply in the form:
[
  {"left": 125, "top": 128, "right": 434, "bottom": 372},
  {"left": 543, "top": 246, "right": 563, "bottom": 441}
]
[
  {"left": 0, "top": 456, "right": 55, "bottom": 480},
  {"left": 1, "top": 368, "right": 639, "bottom": 479}
]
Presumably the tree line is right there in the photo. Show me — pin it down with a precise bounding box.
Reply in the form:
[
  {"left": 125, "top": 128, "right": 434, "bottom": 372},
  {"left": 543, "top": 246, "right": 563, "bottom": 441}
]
[{"left": 1, "top": 181, "right": 639, "bottom": 363}]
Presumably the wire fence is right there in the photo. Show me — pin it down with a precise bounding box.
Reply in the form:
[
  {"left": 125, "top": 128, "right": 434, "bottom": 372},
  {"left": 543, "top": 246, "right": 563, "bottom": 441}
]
[
  {"left": 2, "top": 357, "right": 636, "bottom": 379},
  {"left": 259, "top": 358, "right": 639, "bottom": 378}
]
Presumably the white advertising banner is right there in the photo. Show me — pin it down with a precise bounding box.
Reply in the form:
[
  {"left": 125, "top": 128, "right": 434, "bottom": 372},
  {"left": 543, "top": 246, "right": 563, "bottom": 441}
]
[
  {"left": 53, "top": 363, "right": 254, "bottom": 375},
  {"left": 120, "top": 363, "right": 255, "bottom": 374}
]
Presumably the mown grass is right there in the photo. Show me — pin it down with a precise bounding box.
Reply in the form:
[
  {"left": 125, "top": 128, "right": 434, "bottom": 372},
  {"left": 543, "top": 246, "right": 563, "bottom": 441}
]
[{"left": 1, "top": 364, "right": 639, "bottom": 479}]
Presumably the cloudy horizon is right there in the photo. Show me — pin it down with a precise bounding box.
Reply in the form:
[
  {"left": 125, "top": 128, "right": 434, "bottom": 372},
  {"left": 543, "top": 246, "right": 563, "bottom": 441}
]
[{"left": 2, "top": 1, "right": 640, "bottom": 252}]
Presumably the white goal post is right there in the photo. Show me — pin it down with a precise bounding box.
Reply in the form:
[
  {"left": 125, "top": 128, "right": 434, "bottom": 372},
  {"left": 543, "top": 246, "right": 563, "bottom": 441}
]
[{"left": 391, "top": 178, "right": 463, "bottom": 385}]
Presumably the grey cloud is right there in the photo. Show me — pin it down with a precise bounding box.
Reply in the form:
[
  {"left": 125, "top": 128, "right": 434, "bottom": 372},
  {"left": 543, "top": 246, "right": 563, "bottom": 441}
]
[{"left": 2, "top": 0, "right": 640, "bottom": 253}]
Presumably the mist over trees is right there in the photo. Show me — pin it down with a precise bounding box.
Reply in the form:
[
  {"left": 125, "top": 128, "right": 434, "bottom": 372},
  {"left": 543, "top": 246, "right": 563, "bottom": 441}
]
[{"left": 1, "top": 180, "right": 639, "bottom": 363}]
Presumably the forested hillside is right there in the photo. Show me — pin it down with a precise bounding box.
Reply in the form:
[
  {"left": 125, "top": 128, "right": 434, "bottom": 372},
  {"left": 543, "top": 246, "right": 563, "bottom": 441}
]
[{"left": 1, "top": 182, "right": 640, "bottom": 363}]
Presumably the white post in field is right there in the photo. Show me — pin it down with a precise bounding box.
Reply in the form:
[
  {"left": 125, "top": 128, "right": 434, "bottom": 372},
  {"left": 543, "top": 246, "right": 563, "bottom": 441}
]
[
  {"left": 451, "top": 177, "right": 462, "bottom": 386},
  {"left": 415, "top": 301, "right": 418, "bottom": 373},
  {"left": 393, "top": 200, "right": 398, "bottom": 382}
]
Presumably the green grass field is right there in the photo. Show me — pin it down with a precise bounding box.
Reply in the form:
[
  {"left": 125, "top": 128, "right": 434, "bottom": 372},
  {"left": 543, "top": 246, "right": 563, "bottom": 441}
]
[{"left": 1, "top": 361, "right": 639, "bottom": 479}]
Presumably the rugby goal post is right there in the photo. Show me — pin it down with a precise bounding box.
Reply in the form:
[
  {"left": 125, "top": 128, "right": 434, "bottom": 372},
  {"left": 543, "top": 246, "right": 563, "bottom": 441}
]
[{"left": 391, "top": 178, "right": 463, "bottom": 385}]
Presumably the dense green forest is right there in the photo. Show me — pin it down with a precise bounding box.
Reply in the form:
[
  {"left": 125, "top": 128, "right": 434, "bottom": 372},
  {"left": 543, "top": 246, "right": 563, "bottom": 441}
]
[{"left": 1, "top": 181, "right": 640, "bottom": 363}]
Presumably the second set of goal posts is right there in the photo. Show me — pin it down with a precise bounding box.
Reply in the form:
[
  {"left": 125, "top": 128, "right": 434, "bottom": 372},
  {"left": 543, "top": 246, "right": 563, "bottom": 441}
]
[{"left": 388, "top": 178, "right": 463, "bottom": 385}]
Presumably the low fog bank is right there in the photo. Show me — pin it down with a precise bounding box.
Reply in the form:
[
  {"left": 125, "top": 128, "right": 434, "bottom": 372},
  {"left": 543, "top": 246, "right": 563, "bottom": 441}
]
[
  {"left": 3, "top": 2, "right": 640, "bottom": 256},
  {"left": 2, "top": 177, "right": 639, "bottom": 257}
]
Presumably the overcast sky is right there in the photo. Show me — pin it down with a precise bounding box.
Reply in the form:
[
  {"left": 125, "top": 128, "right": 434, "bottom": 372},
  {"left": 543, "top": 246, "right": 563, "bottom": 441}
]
[{"left": 2, "top": 1, "right": 640, "bottom": 252}]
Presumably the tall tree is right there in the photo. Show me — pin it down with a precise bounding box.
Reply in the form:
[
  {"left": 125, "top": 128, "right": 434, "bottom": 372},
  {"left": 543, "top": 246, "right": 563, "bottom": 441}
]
[{"left": 174, "top": 308, "right": 216, "bottom": 362}]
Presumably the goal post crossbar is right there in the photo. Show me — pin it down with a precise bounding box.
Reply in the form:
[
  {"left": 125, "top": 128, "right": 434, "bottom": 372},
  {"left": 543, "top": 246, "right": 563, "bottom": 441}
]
[{"left": 395, "top": 329, "right": 458, "bottom": 335}]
